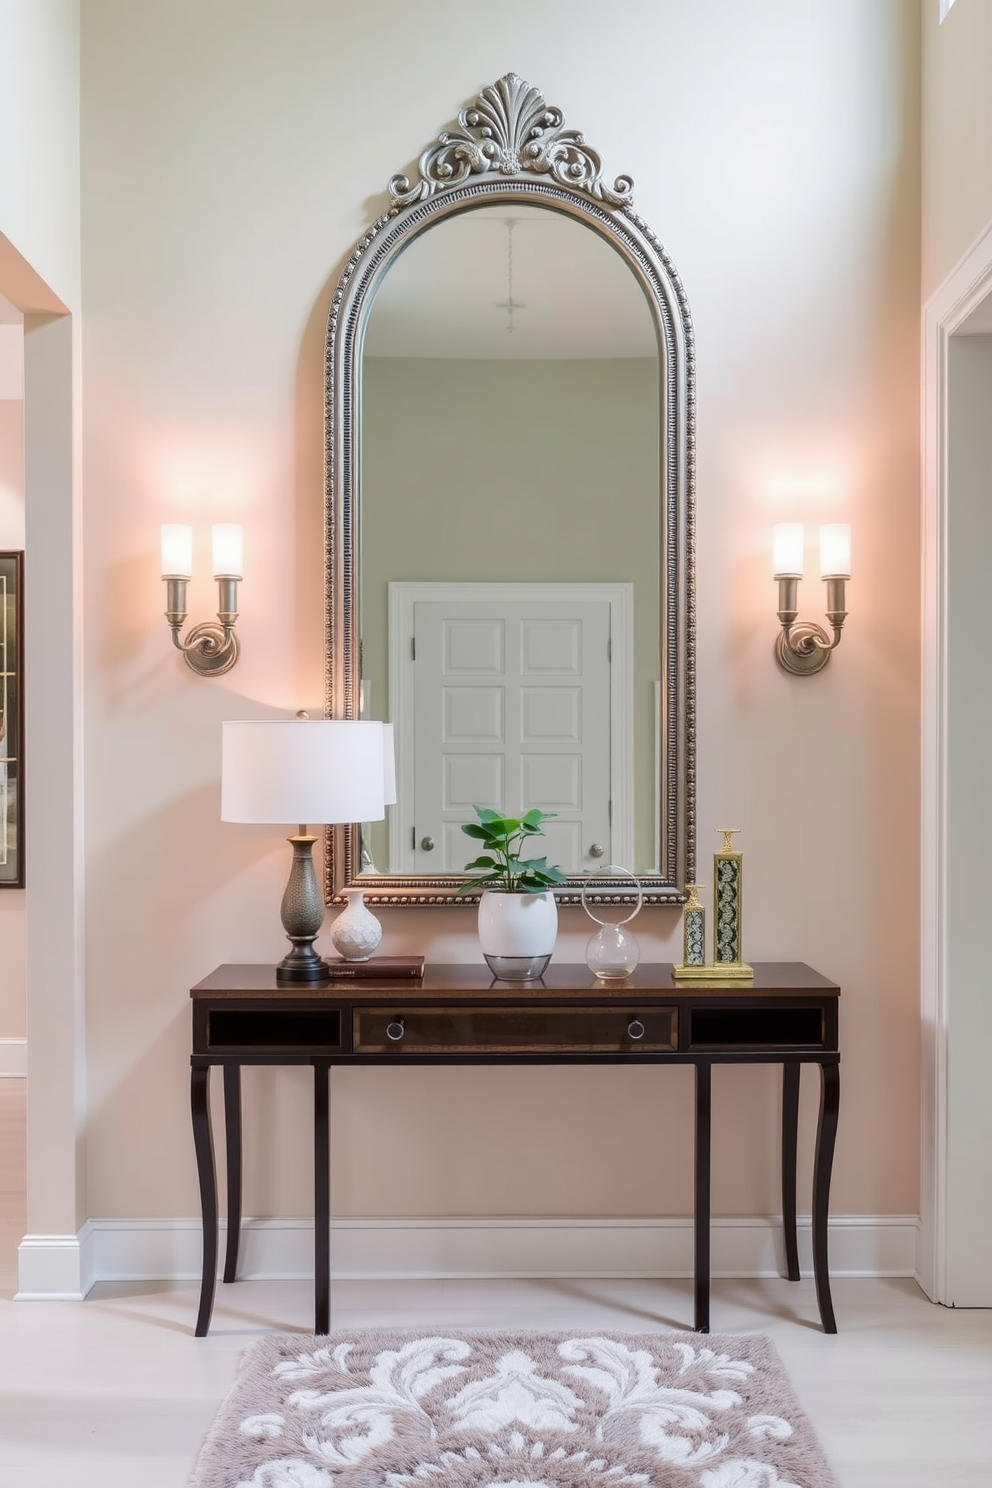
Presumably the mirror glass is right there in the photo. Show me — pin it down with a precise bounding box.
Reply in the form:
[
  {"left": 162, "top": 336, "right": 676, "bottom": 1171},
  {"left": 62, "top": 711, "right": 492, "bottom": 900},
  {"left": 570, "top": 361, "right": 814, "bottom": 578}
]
[{"left": 357, "top": 204, "right": 662, "bottom": 878}]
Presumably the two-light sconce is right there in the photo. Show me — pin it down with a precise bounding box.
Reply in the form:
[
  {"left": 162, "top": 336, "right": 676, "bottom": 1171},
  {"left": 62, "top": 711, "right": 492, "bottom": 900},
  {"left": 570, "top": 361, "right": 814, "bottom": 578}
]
[
  {"left": 159, "top": 518, "right": 851, "bottom": 681},
  {"left": 161, "top": 523, "right": 243, "bottom": 676},
  {"left": 772, "top": 522, "right": 851, "bottom": 676}
]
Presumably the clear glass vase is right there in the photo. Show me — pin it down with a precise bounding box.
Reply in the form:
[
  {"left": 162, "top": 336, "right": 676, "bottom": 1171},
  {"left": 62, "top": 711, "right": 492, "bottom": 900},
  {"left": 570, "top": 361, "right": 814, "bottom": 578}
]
[{"left": 582, "top": 866, "right": 642, "bottom": 980}]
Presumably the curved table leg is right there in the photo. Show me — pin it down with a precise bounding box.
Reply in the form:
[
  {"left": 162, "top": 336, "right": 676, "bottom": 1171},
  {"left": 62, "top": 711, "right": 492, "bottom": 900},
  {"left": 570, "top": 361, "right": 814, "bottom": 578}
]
[
  {"left": 781, "top": 1062, "right": 801, "bottom": 1282},
  {"left": 191, "top": 1064, "right": 218, "bottom": 1337},
  {"left": 694, "top": 1060, "right": 712, "bottom": 1333},
  {"left": 812, "top": 1060, "right": 840, "bottom": 1333},
  {"left": 314, "top": 1060, "right": 330, "bottom": 1336},
  {"left": 223, "top": 1063, "right": 242, "bottom": 1284}
]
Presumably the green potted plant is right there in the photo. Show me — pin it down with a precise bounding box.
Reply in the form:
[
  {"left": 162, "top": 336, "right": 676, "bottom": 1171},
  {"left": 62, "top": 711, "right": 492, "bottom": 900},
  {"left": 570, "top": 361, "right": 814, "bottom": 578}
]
[{"left": 456, "top": 807, "right": 567, "bottom": 978}]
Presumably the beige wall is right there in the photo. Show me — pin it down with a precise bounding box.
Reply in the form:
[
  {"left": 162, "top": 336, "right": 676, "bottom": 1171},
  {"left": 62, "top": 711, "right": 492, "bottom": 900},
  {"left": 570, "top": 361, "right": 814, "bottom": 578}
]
[
  {"left": 362, "top": 355, "right": 660, "bottom": 872},
  {"left": 79, "top": 0, "right": 921, "bottom": 1226},
  {"left": 922, "top": 0, "right": 992, "bottom": 298}
]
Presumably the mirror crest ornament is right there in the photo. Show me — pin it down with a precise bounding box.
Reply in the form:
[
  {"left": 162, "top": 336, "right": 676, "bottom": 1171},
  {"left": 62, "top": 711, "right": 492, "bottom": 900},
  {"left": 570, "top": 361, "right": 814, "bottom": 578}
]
[
  {"left": 324, "top": 73, "right": 695, "bottom": 906},
  {"left": 386, "top": 72, "right": 634, "bottom": 209}
]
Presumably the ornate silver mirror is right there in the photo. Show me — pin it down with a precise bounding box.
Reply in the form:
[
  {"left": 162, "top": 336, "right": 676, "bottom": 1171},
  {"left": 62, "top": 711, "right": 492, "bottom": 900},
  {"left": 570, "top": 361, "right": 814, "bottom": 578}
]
[{"left": 324, "top": 73, "right": 695, "bottom": 905}]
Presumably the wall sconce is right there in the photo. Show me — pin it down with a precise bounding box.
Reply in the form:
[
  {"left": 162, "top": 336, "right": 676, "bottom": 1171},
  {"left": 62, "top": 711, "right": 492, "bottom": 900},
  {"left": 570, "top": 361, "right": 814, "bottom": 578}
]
[
  {"left": 161, "top": 523, "right": 242, "bottom": 676},
  {"left": 772, "top": 522, "right": 850, "bottom": 676}
]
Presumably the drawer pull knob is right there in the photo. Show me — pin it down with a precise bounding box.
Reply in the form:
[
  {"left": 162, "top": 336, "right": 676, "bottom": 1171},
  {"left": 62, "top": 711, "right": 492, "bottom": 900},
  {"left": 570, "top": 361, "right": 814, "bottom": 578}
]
[
  {"left": 627, "top": 1018, "right": 646, "bottom": 1041},
  {"left": 386, "top": 1019, "right": 406, "bottom": 1042}
]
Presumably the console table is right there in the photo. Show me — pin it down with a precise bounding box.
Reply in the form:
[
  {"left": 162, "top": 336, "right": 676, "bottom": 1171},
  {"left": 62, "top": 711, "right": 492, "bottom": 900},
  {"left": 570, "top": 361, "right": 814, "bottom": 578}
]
[{"left": 190, "top": 961, "right": 840, "bottom": 1337}]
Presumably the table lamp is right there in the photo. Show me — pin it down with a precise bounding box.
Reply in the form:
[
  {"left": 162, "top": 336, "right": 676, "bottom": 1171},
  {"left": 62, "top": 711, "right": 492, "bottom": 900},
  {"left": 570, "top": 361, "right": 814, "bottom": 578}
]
[{"left": 221, "top": 717, "right": 387, "bottom": 983}]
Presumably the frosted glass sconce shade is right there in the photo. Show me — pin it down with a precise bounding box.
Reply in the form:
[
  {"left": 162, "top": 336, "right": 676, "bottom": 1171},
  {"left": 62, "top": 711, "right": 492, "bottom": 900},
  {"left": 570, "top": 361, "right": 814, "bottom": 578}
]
[
  {"left": 772, "top": 523, "right": 805, "bottom": 579},
  {"left": 211, "top": 523, "right": 243, "bottom": 578},
  {"left": 819, "top": 523, "right": 851, "bottom": 579},
  {"left": 160, "top": 523, "right": 193, "bottom": 579}
]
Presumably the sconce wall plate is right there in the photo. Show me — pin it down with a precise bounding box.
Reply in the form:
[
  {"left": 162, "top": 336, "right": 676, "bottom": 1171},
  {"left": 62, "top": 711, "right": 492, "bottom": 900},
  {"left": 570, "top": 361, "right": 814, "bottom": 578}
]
[
  {"left": 775, "top": 619, "right": 835, "bottom": 676},
  {"left": 179, "top": 621, "right": 240, "bottom": 676}
]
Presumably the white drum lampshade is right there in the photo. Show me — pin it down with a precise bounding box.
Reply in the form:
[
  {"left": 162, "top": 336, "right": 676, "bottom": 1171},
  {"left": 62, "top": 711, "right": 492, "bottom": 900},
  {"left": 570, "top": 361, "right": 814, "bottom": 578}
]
[
  {"left": 222, "top": 719, "right": 386, "bottom": 826},
  {"left": 221, "top": 718, "right": 387, "bottom": 982}
]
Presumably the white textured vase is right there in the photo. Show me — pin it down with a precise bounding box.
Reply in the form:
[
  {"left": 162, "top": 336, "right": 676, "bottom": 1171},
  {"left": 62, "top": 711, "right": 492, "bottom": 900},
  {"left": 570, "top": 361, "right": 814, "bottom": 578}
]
[
  {"left": 477, "top": 889, "right": 558, "bottom": 980},
  {"left": 329, "top": 888, "right": 382, "bottom": 961}
]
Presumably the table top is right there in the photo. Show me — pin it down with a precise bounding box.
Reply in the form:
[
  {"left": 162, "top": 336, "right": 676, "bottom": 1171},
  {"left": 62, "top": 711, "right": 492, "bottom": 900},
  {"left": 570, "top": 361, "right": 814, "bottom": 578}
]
[{"left": 191, "top": 961, "right": 840, "bottom": 1001}]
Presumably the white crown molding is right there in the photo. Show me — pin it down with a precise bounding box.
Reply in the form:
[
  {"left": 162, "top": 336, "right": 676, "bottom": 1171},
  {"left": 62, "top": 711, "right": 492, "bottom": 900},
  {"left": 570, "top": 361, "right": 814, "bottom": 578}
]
[
  {"left": 0, "top": 1038, "right": 26, "bottom": 1077},
  {"left": 14, "top": 1214, "right": 919, "bottom": 1299}
]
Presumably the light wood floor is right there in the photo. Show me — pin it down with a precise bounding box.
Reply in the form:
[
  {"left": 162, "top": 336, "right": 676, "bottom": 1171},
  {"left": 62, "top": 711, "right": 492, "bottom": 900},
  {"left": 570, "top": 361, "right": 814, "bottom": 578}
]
[
  {"left": 0, "top": 1078, "right": 26, "bottom": 1299},
  {"left": 2, "top": 1079, "right": 992, "bottom": 1487}
]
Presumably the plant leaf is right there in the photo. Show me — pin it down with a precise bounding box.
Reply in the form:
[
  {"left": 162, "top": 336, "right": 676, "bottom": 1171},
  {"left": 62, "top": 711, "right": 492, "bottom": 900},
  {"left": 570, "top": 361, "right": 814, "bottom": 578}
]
[
  {"left": 455, "top": 878, "right": 491, "bottom": 897},
  {"left": 522, "top": 808, "right": 554, "bottom": 826}
]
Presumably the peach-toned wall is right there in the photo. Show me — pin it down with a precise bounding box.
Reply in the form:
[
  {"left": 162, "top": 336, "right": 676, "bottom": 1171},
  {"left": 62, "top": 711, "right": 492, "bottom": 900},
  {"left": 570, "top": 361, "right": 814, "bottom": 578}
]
[
  {"left": 923, "top": 0, "right": 992, "bottom": 298},
  {"left": 80, "top": 0, "right": 921, "bottom": 1228},
  {"left": 0, "top": 393, "right": 25, "bottom": 1040}
]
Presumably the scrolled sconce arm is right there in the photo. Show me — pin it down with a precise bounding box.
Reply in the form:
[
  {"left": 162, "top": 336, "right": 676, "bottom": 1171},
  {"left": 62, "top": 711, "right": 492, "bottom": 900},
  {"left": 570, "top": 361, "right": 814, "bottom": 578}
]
[
  {"left": 775, "top": 575, "right": 848, "bottom": 676},
  {"left": 163, "top": 574, "right": 241, "bottom": 677}
]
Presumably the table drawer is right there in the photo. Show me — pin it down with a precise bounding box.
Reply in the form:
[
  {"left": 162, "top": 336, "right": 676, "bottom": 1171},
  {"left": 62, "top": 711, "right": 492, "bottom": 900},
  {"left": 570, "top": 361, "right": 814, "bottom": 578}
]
[
  {"left": 686, "top": 1005, "right": 825, "bottom": 1050},
  {"left": 354, "top": 1005, "right": 677, "bottom": 1054},
  {"left": 205, "top": 1007, "right": 342, "bottom": 1053}
]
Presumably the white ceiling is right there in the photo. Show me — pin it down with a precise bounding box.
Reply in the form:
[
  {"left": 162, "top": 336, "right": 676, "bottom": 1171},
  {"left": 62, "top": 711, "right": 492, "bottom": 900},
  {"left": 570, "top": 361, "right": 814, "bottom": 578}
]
[{"left": 364, "top": 205, "right": 657, "bottom": 360}]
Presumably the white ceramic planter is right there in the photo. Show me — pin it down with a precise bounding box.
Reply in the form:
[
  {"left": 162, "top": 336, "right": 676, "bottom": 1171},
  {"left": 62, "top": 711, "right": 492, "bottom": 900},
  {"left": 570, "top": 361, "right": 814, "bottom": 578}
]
[
  {"left": 329, "top": 888, "right": 382, "bottom": 961},
  {"left": 477, "top": 889, "right": 558, "bottom": 979}
]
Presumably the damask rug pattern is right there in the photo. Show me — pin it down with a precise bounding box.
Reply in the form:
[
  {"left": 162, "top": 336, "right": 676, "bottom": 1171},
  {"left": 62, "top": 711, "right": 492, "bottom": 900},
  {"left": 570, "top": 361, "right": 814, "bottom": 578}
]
[{"left": 190, "top": 1329, "right": 840, "bottom": 1488}]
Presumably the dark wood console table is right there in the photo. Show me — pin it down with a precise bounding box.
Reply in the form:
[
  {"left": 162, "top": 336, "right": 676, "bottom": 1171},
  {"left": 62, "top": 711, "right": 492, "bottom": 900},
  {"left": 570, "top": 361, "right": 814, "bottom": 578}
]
[{"left": 190, "top": 961, "right": 840, "bottom": 1337}]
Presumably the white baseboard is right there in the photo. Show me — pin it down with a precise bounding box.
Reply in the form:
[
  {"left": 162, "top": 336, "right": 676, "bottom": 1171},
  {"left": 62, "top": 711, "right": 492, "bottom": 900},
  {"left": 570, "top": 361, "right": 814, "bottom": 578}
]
[
  {"left": 0, "top": 1038, "right": 26, "bottom": 1077},
  {"left": 15, "top": 1214, "right": 919, "bottom": 1297},
  {"left": 16, "top": 1231, "right": 94, "bottom": 1299}
]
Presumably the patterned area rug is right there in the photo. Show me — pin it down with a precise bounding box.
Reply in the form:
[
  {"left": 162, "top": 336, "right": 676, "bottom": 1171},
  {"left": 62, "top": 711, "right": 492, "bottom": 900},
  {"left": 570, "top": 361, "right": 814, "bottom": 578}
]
[{"left": 190, "top": 1329, "right": 839, "bottom": 1488}]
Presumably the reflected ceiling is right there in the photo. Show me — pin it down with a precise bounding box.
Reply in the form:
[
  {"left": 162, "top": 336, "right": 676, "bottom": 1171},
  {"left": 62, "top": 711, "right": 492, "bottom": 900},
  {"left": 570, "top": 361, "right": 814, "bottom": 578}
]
[{"left": 364, "top": 205, "right": 656, "bottom": 361}]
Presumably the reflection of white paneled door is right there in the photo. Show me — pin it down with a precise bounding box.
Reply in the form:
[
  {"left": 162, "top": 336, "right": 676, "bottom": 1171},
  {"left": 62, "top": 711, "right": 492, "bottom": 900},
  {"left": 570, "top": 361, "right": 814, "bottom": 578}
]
[{"left": 389, "top": 583, "right": 632, "bottom": 874}]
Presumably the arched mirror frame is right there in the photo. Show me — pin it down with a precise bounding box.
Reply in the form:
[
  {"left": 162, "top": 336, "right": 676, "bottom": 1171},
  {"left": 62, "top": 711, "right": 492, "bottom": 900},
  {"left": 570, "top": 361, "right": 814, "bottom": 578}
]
[{"left": 324, "top": 74, "right": 695, "bottom": 905}]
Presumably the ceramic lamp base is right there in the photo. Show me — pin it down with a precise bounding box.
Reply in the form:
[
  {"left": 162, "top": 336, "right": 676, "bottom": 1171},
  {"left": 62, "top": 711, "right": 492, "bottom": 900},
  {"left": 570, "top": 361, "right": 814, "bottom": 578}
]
[{"left": 276, "top": 833, "right": 330, "bottom": 983}]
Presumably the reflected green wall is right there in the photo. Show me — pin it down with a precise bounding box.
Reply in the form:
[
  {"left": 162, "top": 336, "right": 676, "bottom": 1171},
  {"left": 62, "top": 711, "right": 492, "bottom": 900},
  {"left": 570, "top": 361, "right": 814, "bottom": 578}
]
[{"left": 361, "top": 355, "right": 660, "bottom": 872}]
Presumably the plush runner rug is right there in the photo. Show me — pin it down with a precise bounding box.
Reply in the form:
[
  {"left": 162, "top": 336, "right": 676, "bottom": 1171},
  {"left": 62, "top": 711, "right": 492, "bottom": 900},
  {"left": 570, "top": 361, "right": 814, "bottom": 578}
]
[{"left": 190, "top": 1329, "right": 839, "bottom": 1488}]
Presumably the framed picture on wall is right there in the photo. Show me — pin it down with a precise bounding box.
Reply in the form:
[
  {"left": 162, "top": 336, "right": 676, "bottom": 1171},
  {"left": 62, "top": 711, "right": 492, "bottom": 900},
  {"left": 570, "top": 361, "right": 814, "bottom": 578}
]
[{"left": 0, "top": 552, "right": 23, "bottom": 887}]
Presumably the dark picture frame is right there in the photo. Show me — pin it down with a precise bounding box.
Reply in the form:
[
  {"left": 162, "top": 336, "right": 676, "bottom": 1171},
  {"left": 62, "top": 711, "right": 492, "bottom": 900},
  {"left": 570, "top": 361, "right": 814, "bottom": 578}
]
[{"left": 0, "top": 552, "right": 24, "bottom": 887}]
